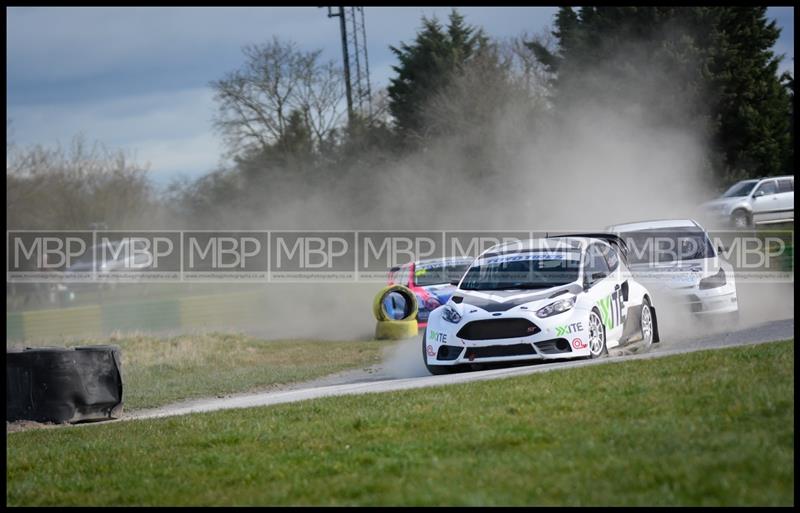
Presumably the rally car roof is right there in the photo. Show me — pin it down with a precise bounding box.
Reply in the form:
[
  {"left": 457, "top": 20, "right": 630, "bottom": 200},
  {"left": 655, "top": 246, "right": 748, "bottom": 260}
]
[
  {"left": 481, "top": 237, "right": 587, "bottom": 256},
  {"left": 416, "top": 256, "right": 475, "bottom": 266},
  {"left": 390, "top": 255, "right": 474, "bottom": 272},
  {"left": 606, "top": 218, "right": 702, "bottom": 232}
]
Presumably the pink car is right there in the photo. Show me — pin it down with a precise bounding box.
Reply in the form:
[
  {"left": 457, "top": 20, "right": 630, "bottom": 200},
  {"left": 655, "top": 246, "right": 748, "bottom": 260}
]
[{"left": 387, "top": 257, "right": 473, "bottom": 328}]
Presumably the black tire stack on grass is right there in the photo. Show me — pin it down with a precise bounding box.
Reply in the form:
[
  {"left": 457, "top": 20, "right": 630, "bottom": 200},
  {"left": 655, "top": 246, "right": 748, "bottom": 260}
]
[{"left": 6, "top": 345, "right": 124, "bottom": 424}]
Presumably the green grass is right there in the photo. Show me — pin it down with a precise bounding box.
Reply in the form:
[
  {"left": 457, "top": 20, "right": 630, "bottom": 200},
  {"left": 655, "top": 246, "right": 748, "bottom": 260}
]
[
  {"left": 7, "top": 340, "right": 794, "bottom": 506},
  {"left": 7, "top": 333, "right": 392, "bottom": 410}
]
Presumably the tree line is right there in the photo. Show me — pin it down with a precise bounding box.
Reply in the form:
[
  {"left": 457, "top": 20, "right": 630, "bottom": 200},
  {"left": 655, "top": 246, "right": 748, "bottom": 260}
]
[{"left": 6, "top": 7, "right": 793, "bottom": 229}]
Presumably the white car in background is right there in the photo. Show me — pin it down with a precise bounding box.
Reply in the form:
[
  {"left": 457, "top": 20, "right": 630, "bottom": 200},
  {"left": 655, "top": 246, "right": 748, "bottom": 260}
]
[
  {"left": 606, "top": 219, "right": 738, "bottom": 319},
  {"left": 700, "top": 175, "right": 794, "bottom": 228}
]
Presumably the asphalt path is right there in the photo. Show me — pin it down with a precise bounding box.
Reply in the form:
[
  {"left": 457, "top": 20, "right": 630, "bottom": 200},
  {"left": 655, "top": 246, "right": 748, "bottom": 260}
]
[{"left": 124, "top": 316, "right": 794, "bottom": 422}]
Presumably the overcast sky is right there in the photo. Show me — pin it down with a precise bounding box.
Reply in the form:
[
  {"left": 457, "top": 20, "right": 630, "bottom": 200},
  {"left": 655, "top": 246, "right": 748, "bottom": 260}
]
[{"left": 6, "top": 6, "right": 795, "bottom": 185}]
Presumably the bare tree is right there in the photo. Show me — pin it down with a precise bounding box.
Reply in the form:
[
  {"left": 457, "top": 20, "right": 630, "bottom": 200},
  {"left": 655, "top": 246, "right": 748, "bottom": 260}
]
[
  {"left": 423, "top": 42, "right": 526, "bottom": 138},
  {"left": 211, "top": 37, "right": 346, "bottom": 158},
  {"left": 6, "top": 135, "right": 155, "bottom": 229},
  {"left": 499, "top": 29, "right": 556, "bottom": 104}
]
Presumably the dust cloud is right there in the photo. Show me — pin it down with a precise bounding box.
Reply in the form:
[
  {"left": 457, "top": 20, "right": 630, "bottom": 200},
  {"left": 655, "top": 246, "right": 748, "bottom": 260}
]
[
  {"left": 24, "top": 24, "right": 789, "bottom": 362},
  {"left": 379, "top": 337, "right": 430, "bottom": 379},
  {"left": 187, "top": 27, "right": 792, "bottom": 365},
  {"left": 235, "top": 40, "right": 724, "bottom": 348}
]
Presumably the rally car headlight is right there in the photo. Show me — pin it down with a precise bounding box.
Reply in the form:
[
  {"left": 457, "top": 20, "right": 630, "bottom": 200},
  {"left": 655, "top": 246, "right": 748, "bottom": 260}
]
[
  {"left": 536, "top": 296, "right": 576, "bottom": 318},
  {"left": 441, "top": 305, "right": 462, "bottom": 324},
  {"left": 699, "top": 268, "right": 726, "bottom": 290}
]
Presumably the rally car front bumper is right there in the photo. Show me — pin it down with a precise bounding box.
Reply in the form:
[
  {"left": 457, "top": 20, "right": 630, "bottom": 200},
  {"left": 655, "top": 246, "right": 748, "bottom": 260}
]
[{"left": 424, "top": 309, "right": 595, "bottom": 366}]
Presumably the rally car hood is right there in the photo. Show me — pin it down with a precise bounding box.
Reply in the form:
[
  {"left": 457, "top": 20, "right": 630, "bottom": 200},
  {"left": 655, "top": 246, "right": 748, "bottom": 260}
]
[{"left": 449, "top": 283, "right": 583, "bottom": 314}]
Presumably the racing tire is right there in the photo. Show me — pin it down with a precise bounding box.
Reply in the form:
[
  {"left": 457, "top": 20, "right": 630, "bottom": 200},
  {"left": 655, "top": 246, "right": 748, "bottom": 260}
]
[
  {"left": 375, "top": 318, "right": 419, "bottom": 340},
  {"left": 731, "top": 210, "right": 751, "bottom": 230},
  {"left": 639, "top": 298, "right": 655, "bottom": 352},
  {"left": 588, "top": 309, "right": 608, "bottom": 359},
  {"left": 421, "top": 328, "right": 457, "bottom": 375},
  {"left": 372, "top": 285, "right": 418, "bottom": 322}
]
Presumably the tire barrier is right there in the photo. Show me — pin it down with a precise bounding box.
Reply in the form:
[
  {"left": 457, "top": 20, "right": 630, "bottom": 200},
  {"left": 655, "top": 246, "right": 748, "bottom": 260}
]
[
  {"left": 372, "top": 284, "right": 418, "bottom": 322},
  {"left": 6, "top": 345, "right": 124, "bottom": 423},
  {"left": 375, "top": 318, "right": 419, "bottom": 340}
]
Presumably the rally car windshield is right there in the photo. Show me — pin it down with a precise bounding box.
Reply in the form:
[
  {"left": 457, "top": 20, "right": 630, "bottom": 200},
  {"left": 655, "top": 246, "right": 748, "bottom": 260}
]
[
  {"left": 620, "top": 229, "right": 715, "bottom": 264},
  {"left": 459, "top": 250, "right": 581, "bottom": 290},
  {"left": 414, "top": 262, "right": 472, "bottom": 286}
]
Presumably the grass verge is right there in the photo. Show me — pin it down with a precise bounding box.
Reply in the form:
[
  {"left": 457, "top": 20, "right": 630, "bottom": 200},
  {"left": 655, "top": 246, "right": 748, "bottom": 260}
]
[
  {"left": 6, "top": 340, "right": 794, "bottom": 506},
  {"left": 7, "top": 333, "right": 391, "bottom": 410}
]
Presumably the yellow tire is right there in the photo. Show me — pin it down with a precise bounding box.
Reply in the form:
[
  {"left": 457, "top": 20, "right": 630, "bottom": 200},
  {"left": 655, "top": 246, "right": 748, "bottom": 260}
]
[
  {"left": 372, "top": 284, "right": 418, "bottom": 322},
  {"left": 375, "top": 318, "right": 419, "bottom": 340}
]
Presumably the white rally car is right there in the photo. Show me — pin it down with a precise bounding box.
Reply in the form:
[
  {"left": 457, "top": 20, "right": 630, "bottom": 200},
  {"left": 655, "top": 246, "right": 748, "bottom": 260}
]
[
  {"left": 422, "top": 235, "right": 660, "bottom": 375},
  {"left": 606, "top": 219, "right": 738, "bottom": 319}
]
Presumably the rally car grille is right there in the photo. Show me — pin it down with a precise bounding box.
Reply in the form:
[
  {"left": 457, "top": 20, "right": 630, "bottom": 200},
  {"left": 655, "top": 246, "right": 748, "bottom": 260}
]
[
  {"left": 456, "top": 318, "right": 540, "bottom": 340},
  {"left": 464, "top": 344, "right": 537, "bottom": 359}
]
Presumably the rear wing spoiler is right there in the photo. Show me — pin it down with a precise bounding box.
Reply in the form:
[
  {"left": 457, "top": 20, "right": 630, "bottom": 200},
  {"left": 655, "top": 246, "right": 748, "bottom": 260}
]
[{"left": 547, "top": 232, "right": 630, "bottom": 265}]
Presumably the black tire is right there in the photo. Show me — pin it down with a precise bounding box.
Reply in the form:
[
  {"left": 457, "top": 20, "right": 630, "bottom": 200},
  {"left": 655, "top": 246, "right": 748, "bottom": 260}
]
[
  {"left": 588, "top": 308, "right": 608, "bottom": 359},
  {"left": 7, "top": 345, "right": 123, "bottom": 423},
  {"left": 731, "top": 210, "right": 751, "bottom": 229},
  {"left": 421, "top": 328, "right": 457, "bottom": 375}
]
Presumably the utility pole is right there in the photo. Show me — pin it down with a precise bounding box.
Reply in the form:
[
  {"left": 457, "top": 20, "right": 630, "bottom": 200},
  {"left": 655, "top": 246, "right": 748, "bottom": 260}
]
[
  {"left": 327, "top": 7, "right": 353, "bottom": 121},
  {"left": 325, "top": 6, "right": 372, "bottom": 125}
]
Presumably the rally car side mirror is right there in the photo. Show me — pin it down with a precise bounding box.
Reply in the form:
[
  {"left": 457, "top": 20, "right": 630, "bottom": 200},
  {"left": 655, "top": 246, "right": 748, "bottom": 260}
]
[{"left": 449, "top": 279, "right": 460, "bottom": 286}]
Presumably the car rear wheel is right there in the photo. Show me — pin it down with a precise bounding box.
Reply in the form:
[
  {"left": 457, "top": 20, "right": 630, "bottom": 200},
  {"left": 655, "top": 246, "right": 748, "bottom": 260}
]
[{"left": 588, "top": 310, "right": 607, "bottom": 359}]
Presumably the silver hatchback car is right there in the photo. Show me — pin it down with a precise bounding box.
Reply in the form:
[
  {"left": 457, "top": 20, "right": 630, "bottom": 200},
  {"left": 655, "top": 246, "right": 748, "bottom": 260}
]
[
  {"left": 700, "top": 175, "right": 794, "bottom": 228},
  {"left": 606, "top": 219, "right": 739, "bottom": 319}
]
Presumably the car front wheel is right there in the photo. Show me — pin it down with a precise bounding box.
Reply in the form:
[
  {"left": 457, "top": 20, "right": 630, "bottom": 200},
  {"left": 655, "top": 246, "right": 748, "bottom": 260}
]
[
  {"left": 640, "top": 300, "right": 654, "bottom": 351},
  {"left": 588, "top": 309, "right": 607, "bottom": 359},
  {"left": 731, "top": 210, "right": 751, "bottom": 229}
]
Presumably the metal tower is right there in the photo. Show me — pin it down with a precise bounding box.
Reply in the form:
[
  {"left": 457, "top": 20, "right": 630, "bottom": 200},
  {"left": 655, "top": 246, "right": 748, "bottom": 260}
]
[{"left": 326, "top": 7, "right": 373, "bottom": 123}]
